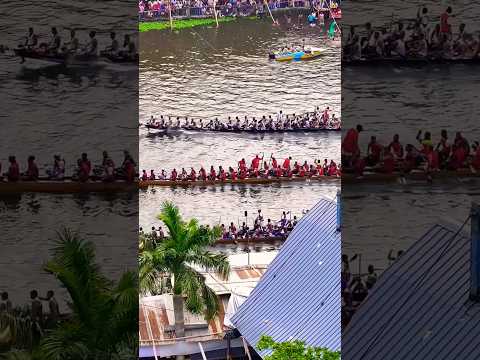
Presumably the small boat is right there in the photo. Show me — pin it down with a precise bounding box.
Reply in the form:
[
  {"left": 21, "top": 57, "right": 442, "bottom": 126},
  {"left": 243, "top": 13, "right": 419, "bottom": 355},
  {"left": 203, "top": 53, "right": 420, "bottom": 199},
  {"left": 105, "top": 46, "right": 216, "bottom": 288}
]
[
  {"left": 0, "top": 180, "right": 140, "bottom": 194},
  {"left": 144, "top": 124, "right": 341, "bottom": 133},
  {"left": 269, "top": 47, "right": 326, "bottom": 62},
  {"left": 140, "top": 175, "right": 340, "bottom": 188},
  {"left": 342, "top": 169, "right": 480, "bottom": 184}
]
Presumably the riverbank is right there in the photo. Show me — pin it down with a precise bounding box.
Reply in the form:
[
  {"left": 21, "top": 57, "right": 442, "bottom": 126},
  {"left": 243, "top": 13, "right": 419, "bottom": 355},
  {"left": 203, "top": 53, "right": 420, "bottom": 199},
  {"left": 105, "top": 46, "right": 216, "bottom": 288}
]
[{"left": 139, "top": 16, "right": 247, "bottom": 32}]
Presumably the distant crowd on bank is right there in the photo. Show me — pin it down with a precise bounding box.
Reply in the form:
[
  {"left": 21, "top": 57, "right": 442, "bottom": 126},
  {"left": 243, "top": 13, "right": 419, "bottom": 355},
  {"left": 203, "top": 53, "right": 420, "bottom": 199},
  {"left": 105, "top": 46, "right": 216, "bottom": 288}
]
[{"left": 139, "top": 0, "right": 340, "bottom": 20}]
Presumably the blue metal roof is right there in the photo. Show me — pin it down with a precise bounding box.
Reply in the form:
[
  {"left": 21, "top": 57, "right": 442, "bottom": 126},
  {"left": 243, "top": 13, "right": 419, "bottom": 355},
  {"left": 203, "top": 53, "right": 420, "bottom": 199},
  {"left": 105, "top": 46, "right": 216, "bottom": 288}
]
[
  {"left": 231, "top": 198, "right": 341, "bottom": 356},
  {"left": 343, "top": 222, "right": 480, "bottom": 360}
]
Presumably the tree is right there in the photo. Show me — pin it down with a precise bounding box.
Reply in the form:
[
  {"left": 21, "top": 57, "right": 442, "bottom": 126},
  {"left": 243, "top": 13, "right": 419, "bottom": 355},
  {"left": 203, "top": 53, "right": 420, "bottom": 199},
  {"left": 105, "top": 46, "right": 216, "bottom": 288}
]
[
  {"left": 257, "top": 335, "right": 341, "bottom": 360},
  {"left": 38, "top": 228, "right": 138, "bottom": 360},
  {"left": 139, "top": 201, "right": 230, "bottom": 343}
]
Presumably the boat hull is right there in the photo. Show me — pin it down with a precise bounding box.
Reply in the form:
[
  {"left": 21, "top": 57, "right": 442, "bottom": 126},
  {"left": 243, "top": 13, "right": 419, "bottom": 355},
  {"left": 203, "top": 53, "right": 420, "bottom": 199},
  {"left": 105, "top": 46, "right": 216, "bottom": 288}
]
[
  {"left": 144, "top": 124, "right": 341, "bottom": 133},
  {"left": 140, "top": 175, "right": 340, "bottom": 188},
  {"left": 342, "top": 169, "right": 480, "bottom": 184},
  {"left": 0, "top": 181, "right": 139, "bottom": 194}
]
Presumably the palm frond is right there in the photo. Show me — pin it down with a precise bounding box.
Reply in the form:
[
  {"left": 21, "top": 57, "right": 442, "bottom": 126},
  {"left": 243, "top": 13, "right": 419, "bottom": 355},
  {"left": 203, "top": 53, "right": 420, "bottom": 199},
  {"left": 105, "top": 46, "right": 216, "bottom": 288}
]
[{"left": 185, "top": 250, "right": 230, "bottom": 280}]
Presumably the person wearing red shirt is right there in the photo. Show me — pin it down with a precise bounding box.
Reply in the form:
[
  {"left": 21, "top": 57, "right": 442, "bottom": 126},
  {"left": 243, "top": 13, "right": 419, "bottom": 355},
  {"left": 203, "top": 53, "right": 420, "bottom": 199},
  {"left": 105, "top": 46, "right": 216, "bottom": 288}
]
[
  {"left": 282, "top": 156, "right": 291, "bottom": 170},
  {"left": 229, "top": 167, "right": 237, "bottom": 180},
  {"left": 426, "top": 146, "right": 440, "bottom": 172},
  {"left": 189, "top": 167, "right": 196, "bottom": 181},
  {"left": 124, "top": 159, "right": 135, "bottom": 183},
  {"left": 209, "top": 166, "right": 216, "bottom": 180},
  {"left": 342, "top": 124, "right": 363, "bottom": 160},
  {"left": 80, "top": 153, "right": 91, "bottom": 176},
  {"left": 219, "top": 166, "right": 226, "bottom": 181},
  {"left": 388, "top": 134, "right": 404, "bottom": 159},
  {"left": 275, "top": 166, "right": 282, "bottom": 178},
  {"left": 141, "top": 170, "right": 148, "bottom": 181},
  {"left": 251, "top": 155, "right": 261, "bottom": 170},
  {"left": 271, "top": 157, "right": 278, "bottom": 169},
  {"left": 449, "top": 145, "right": 467, "bottom": 170},
  {"left": 440, "top": 7, "right": 452, "bottom": 34},
  {"left": 381, "top": 148, "right": 395, "bottom": 174},
  {"left": 316, "top": 162, "right": 324, "bottom": 176},
  {"left": 367, "top": 136, "right": 383, "bottom": 166},
  {"left": 329, "top": 160, "right": 338, "bottom": 176},
  {"left": 7, "top": 156, "right": 20, "bottom": 182},
  {"left": 24, "top": 155, "right": 39, "bottom": 181},
  {"left": 170, "top": 168, "right": 178, "bottom": 181},
  {"left": 198, "top": 167, "right": 207, "bottom": 180}
]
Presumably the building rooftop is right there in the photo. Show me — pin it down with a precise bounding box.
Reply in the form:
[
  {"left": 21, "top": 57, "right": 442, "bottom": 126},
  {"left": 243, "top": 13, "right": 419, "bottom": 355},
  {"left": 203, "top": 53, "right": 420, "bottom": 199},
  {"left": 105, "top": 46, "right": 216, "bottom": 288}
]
[
  {"left": 343, "top": 222, "right": 480, "bottom": 360},
  {"left": 231, "top": 198, "right": 341, "bottom": 356}
]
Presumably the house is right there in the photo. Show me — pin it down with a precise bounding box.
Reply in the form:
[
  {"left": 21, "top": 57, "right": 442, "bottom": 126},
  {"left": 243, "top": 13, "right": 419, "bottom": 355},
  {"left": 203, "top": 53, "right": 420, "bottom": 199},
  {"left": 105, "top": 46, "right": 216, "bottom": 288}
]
[
  {"left": 342, "top": 203, "right": 480, "bottom": 360},
  {"left": 231, "top": 197, "right": 341, "bottom": 356},
  {"left": 139, "top": 264, "right": 269, "bottom": 359}
]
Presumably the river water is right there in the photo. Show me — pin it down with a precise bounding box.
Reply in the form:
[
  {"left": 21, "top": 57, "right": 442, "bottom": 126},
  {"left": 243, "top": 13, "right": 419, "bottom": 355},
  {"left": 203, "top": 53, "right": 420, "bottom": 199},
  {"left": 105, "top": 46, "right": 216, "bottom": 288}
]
[
  {"left": 139, "top": 19, "right": 341, "bottom": 227},
  {"left": 341, "top": 1, "right": 480, "bottom": 272},
  {"left": 0, "top": 1, "right": 139, "bottom": 311}
]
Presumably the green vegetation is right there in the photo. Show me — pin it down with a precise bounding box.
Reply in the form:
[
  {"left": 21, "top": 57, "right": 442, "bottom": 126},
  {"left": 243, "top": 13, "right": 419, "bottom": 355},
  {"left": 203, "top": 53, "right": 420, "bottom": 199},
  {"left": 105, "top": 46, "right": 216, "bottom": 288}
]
[
  {"left": 258, "top": 335, "right": 341, "bottom": 360},
  {"left": 139, "top": 17, "right": 236, "bottom": 32},
  {"left": 139, "top": 201, "right": 230, "bottom": 338},
  {"left": 0, "top": 228, "right": 138, "bottom": 360}
]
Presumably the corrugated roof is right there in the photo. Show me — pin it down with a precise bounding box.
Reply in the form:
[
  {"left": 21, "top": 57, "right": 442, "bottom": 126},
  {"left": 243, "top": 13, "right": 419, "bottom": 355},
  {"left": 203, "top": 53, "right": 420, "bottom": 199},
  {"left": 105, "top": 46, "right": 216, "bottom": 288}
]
[
  {"left": 343, "top": 222, "right": 480, "bottom": 360},
  {"left": 139, "top": 265, "right": 267, "bottom": 346},
  {"left": 231, "top": 198, "right": 341, "bottom": 355}
]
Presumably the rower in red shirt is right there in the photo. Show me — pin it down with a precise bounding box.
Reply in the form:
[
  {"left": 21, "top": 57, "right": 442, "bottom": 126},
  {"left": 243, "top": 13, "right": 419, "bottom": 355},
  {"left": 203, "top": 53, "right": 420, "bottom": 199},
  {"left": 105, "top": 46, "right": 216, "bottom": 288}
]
[
  {"left": 426, "top": 146, "right": 440, "bottom": 172},
  {"left": 78, "top": 159, "right": 90, "bottom": 182},
  {"left": 141, "top": 170, "right": 148, "bottom": 181},
  {"left": 342, "top": 125, "right": 363, "bottom": 159},
  {"left": 219, "top": 166, "right": 226, "bottom": 181},
  {"left": 124, "top": 159, "right": 135, "bottom": 183},
  {"left": 229, "top": 167, "right": 237, "bottom": 180},
  {"left": 388, "top": 134, "right": 404, "bottom": 159},
  {"left": 24, "top": 155, "right": 39, "bottom": 180},
  {"left": 367, "top": 136, "right": 383, "bottom": 166},
  {"left": 298, "top": 166, "right": 306, "bottom": 177},
  {"left": 239, "top": 168, "right": 247, "bottom": 179},
  {"left": 7, "top": 156, "right": 20, "bottom": 182},
  {"left": 381, "top": 148, "right": 395, "bottom": 174},
  {"left": 251, "top": 155, "right": 261, "bottom": 171},
  {"left": 198, "top": 167, "right": 206, "bottom": 180},
  {"left": 271, "top": 157, "right": 278, "bottom": 169},
  {"left": 275, "top": 166, "right": 282, "bottom": 178},
  {"left": 238, "top": 158, "right": 247, "bottom": 172},
  {"left": 329, "top": 160, "right": 338, "bottom": 176},
  {"left": 316, "top": 162, "right": 324, "bottom": 176},
  {"left": 440, "top": 7, "right": 452, "bottom": 34},
  {"left": 80, "top": 153, "right": 91, "bottom": 176},
  {"left": 436, "top": 130, "right": 451, "bottom": 167},
  {"left": 209, "top": 166, "right": 216, "bottom": 180},
  {"left": 189, "top": 167, "right": 196, "bottom": 181},
  {"left": 282, "top": 156, "right": 292, "bottom": 170},
  {"left": 170, "top": 168, "right": 178, "bottom": 181},
  {"left": 449, "top": 145, "right": 467, "bottom": 170}
]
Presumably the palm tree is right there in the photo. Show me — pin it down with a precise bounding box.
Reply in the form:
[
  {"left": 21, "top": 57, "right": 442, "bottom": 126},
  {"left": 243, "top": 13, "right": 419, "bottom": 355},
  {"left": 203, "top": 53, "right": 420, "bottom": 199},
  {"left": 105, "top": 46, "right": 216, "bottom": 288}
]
[
  {"left": 37, "top": 228, "right": 138, "bottom": 360},
  {"left": 139, "top": 201, "right": 230, "bottom": 344}
]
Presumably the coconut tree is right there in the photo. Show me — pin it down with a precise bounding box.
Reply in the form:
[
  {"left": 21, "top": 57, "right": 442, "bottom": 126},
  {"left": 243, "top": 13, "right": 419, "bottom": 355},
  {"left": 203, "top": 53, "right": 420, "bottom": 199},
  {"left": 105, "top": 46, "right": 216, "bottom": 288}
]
[
  {"left": 37, "top": 228, "right": 138, "bottom": 360},
  {"left": 139, "top": 201, "right": 230, "bottom": 342}
]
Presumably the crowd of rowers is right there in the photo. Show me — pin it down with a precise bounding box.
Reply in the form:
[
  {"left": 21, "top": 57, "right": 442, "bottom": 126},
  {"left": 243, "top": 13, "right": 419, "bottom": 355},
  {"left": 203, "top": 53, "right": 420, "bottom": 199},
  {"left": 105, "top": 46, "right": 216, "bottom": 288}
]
[
  {"left": 140, "top": 155, "right": 340, "bottom": 182},
  {"left": 0, "top": 151, "right": 137, "bottom": 183},
  {"left": 342, "top": 125, "right": 480, "bottom": 177},
  {"left": 15, "top": 27, "right": 137, "bottom": 61},
  {"left": 140, "top": 209, "right": 300, "bottom": 242},
  {"left": 343, "top": 5, "right": 480, "bottom": 60},
  {"left": 146, "top": 106, "right": 341, "bottom": 131}
]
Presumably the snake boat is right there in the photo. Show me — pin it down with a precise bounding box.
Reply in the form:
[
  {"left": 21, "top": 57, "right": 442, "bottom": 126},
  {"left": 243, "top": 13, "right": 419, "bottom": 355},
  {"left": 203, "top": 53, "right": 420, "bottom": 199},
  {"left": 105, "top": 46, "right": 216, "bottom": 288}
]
[
  {"left": 342, "top": 168, "right": 480, "bottom": 184},
  {"left": 0, "top": 180, "right": 140, "bottom": 194},
  {"left": 269, "top": 47, "right": 326, "bottom": 62},
  {"left": 14, "top": 48, "right": 138, "bottom": 66},
  {"left": 215, "top": 236, "right": 286, "bottom": 246},
  {"left": 144, "top": 124, "right": 341, "bottom": 133},
  {"left": 140, "top": 175, "right": 340, "bottom": 188}
]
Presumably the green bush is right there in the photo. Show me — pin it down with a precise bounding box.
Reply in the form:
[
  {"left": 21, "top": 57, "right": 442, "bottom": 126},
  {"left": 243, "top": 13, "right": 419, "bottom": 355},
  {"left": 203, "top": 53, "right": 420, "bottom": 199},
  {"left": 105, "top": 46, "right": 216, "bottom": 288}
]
[{"left": 257, "top": 335, "right": 341, "bottom": 360}]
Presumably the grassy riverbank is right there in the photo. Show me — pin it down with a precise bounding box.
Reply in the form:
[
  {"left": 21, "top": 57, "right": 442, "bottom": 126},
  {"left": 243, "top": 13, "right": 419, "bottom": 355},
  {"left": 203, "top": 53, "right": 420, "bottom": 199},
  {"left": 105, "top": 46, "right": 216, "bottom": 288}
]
[{"left": 139, "top": 17, "right": 241, "bottom": 32}]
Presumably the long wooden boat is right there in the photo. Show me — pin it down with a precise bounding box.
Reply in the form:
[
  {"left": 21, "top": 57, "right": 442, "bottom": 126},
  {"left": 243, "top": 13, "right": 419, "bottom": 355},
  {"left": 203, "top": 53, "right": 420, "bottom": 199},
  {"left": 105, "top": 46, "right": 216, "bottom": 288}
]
[
  {"left": 342, "top": 169, "right": 480, "bottom": 184},
  {"left": 0, "top": 180, "right": 139, "bottom": 194},
  {"left": 14, "top": 48, "right": 138, "bottom": 66},
  {"left": 342, "top": 56, "right": 480, "bottom": 67},
  {"left": 144, "top": 124, "right": 341, "bottom": 133},
  {"left": 140, "top": 175, "right": 340, "bottom": 188},
  {"left": 215, "top": 236, "right": 287, "bottom": 246}
]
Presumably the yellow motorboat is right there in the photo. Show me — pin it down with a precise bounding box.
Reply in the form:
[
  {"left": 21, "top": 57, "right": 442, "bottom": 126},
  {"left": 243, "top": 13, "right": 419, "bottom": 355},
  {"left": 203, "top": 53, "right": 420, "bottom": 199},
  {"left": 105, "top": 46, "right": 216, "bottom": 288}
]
[{"left": 269, "top": 46, "right": 326, "bottom": 62}]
